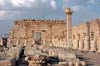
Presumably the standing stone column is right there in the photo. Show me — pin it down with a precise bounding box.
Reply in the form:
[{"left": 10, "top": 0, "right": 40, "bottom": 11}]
[
  {"left": 80, "top": 61, "right": 86, "bottom": 66},
  {"left": 32, "top": 40, "right": 34, "bottom": 45},
  {"left": 42, "top": 31, "right": 46, "bottom": 46},
  {"left": 16, "top": 40, "right": 19, "bottom": 45},
  {"left": 0, "top": 38, "right": 3, "bottom": 45},
  {"left": 73, "top": 39, "right": 78, "bottom": 49},
  {"left": 65, "top": 8, "right": 73, "bottom": 48},
  {"left": 64, "top": 39, "right": 67, "bottom": 48},
  {"left": 84, "top": 36, "right": 90, "bottom": 51},
  {"left": 98, "top": 38, "right": 100, "bottom": 52},
  {"left": 59, "top": 39, "right": 62, "bottom": 47},
  {"left": 75, "top": 62, "right": 79, "bottom": 66},
  {"left": 69, "top": 62, "right": 74, "bottom": 66},
  {"left": 7, "top": 39, "right": 11, "bottom": 47},
  {"left": 8, "top": 39, "right": 11, "bottom": 45},
  {"left": 24, "top": 39, "right": 27, "bottom": 46},
  {"left": 43, "top": 39, "right": 45, "bottom": 46},
  {"left": 98, "top": 44, "right": 100, "bottom": 52},
  {"left": 79, "top": 40, "right": 84, "bottom": 50},
  {"left": 90, "top": 40, "right": 97, "bottom": 51}
]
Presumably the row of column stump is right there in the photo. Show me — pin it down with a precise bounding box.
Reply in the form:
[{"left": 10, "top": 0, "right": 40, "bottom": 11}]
[{"left": 72, "top": 36, "right": 100, "bottom": 52}]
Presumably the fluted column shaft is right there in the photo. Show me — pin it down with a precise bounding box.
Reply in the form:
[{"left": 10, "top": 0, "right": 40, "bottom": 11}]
[{"left": 65, "top": 8, "right": 73, "bottom": 48}]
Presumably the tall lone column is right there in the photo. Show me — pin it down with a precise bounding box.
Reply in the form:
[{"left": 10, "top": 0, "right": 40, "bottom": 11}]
[{"left": 65, "top": 8, "right": 73, "bottom": 48}]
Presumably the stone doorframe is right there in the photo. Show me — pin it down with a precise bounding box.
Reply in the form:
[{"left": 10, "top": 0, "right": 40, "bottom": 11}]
[{"left": 33, "top": 30, "right": 46, "bottom": 45}]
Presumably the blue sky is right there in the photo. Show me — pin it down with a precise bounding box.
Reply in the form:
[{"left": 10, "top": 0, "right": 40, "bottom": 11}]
[{"left": 0, "top": 0, "right": 100, "bottom": 36}]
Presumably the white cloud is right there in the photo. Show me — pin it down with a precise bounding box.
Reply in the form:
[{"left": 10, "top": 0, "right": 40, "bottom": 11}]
[
  {"left": 71, "top": 5, "right": 81, "bottom": 12},
  {"left": 0, "top": 0, "right": 5, "bottom": 6},
  {"left": 10, "top": 0, "right": 57, "bottom": 9},
  {"left": 63, "top": 0, "right": 70, "bottom": 3},
  {"left": 50, "top": 0, "right": 56, "bottom": 9},
  {"left": 0, "top": 10, "right": 6, "bottom": 19},
  {"left": 88, "top": 0, "right": 96, "bottom": 4},
  {"left": 0, "top": 10, "right": 21, "bottom": 20},
  {"left": 88, "top": 0, "right": 100, "bottom": 5},
  {"left": 41, "top": 0, "right": 47, "bottom": 3},
  {"left": 68, "top": 5, "right": 86, "bottom": 12},
  {"left": 63, "top": 4, "right": 82, "bottom": 12},
  {"left": 11, "top": 0, "right": 36, "bottom": 7}
]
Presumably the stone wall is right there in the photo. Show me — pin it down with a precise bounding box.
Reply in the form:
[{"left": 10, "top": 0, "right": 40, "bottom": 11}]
[
  {"left": 8, "top": 19, "right": 67, "bottom": 48},
  {"left": 8, "top": 19, "right": 100, "bottom": 52}
]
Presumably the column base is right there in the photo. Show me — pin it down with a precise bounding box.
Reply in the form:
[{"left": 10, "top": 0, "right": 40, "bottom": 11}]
[
  {"left": 84, "top": 48, "right": 89, "bottom": 51},
  {"left": 75, "top": 62, "right": 79, "bottom": 66},
  {"left": 90, "top": 48, "right": 96, "bottom": 52},
  {"left": 69, "top": 62, "right": 74, "bottom": 66},
  {"left": 97, "top": 50, "right": 100, "bottom": 52}
]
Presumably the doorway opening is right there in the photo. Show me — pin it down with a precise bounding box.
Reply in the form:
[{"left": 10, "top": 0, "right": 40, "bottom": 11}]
[{"left": 34, "top": 32, "right": 41, "bottom": 45}]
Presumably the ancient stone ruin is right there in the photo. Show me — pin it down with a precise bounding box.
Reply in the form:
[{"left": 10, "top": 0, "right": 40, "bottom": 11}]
[{"left": 0, "top": 8, "right": 100, "bottom": 66}]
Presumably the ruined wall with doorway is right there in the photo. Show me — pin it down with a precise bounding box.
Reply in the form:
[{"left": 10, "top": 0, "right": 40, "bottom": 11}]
[
  {"left": 8, "top": 19, "right": 67, "bottom": 47},
  {"left": 8, "top": 19, "right": 100, "bottom": 49}
]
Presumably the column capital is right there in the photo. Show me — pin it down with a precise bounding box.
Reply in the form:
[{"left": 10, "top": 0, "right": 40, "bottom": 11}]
[{"left": 65, "top": 8, "right": 73, "bottom": 14}]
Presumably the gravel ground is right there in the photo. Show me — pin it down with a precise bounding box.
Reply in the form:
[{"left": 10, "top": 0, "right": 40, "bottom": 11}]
[{"left": 76, "top": 50, "right": 100, "bottom": 66}]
